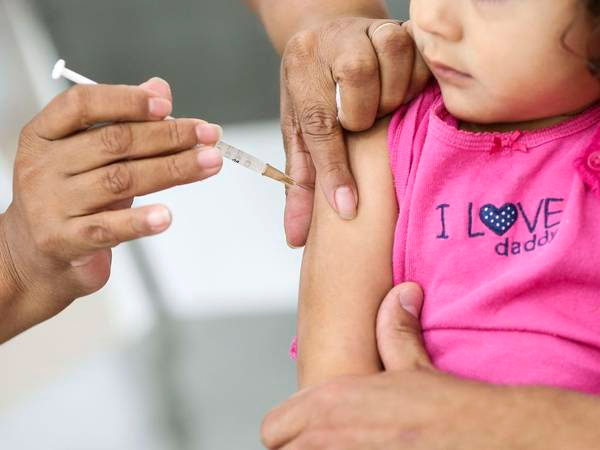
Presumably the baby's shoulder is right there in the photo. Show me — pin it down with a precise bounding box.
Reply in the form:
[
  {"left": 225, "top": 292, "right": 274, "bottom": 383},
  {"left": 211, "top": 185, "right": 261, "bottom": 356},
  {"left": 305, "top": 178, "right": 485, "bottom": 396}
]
[
  {"left": 388, "top": 81, "right": 442, "bottom": 162},
  {"left": 391, "top": 81, "right": 441, "bottom": 127}
]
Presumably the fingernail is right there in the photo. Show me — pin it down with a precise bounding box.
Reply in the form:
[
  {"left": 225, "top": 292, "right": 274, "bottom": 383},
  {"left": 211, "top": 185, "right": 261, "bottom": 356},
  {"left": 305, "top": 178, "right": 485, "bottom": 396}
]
[
  {"left": 334, "top": 186, "right": 357, "bottom": 220},
  {"left": 397, "top": 284, "right": 423, "bottom": 318},
  {"left": 287, "top": 241, "right": 301, "bottom": 250},
  {"left": 148, "top": 97, "right": 172, "bottom": 119},
  {"left": 196, "top": 147, "right": 223, "bottom": 169},
  {"left": 196, "top": 124, "right": 223, "bottom": 145},
  {"left": 146, "top": 208, "right": 171, "bottom": 230}
]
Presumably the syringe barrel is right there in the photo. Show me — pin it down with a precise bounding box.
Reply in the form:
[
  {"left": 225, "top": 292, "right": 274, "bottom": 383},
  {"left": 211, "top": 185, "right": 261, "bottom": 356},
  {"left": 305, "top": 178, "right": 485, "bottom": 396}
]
[{"left": 216, "top": 141, "right": 267, "bottom": 175}]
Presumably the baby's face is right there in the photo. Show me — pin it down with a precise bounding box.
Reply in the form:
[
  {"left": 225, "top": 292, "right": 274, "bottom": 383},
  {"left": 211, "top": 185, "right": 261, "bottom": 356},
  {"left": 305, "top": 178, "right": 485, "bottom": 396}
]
[{"left": 410, "top": 0, "right": 600, "bottom": 125}]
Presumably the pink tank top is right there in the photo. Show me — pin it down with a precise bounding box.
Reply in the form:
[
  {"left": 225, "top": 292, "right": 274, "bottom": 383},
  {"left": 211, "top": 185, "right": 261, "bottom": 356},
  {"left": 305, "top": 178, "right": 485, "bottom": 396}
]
[{"left": 388, "top": 83, "right": 600, "bottom": 395}]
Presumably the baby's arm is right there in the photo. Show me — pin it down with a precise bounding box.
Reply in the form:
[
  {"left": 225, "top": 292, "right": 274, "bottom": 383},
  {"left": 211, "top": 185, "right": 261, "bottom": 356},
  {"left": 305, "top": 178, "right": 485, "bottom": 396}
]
[{"left": 297, "top": 118, "right": 398, "bottom": 388}]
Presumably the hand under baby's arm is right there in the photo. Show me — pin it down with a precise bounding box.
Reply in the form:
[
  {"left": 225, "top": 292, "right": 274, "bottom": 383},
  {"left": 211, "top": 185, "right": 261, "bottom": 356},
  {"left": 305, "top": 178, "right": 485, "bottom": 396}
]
[{"left": 296, "top": 118, "right": 397, "bottom": 388}]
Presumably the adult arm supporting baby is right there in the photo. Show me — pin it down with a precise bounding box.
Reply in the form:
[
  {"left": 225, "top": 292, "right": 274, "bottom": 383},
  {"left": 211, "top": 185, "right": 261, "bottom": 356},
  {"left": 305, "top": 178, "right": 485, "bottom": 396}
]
[
  {"left": 296, "top": 118, "right": 397, "bottom": 388},
  {"left": 243, "top": 0, "right": 390, "bottom": 54}
]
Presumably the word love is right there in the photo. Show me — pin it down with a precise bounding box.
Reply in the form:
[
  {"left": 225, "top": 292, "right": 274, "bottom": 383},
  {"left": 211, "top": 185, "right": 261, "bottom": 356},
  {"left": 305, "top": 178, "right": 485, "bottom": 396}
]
[{"left": 436, "top": 197, "right": 564, "bottom": 257}]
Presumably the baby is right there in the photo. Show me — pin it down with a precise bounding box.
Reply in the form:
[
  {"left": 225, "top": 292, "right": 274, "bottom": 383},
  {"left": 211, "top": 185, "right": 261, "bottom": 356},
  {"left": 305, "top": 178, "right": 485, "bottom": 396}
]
[{"left": 296, "top": 0, "right": 600, "bottom": 395}]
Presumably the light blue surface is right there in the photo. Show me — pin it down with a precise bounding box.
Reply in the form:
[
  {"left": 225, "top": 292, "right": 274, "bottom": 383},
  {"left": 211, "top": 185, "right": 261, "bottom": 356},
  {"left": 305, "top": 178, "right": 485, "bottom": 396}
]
[{"left": 0, "top": 314, "right": 297, "bottom": 450}]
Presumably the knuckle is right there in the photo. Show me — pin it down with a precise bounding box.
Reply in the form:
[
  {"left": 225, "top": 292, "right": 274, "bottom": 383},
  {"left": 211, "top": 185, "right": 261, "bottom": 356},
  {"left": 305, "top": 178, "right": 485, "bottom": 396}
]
[
  {"left": 33, "top": 232, "right": 58, "bottom": 256},
  {"left": 392, "top": 317, "right": 421, "bottom": 338},
  {"left": 81, "top": 220, "right": 117, "bottom": 247},
  {"left": 285, "top": 30, "right": 317, "bottom": 65},
  {"left": 14, "top": 160, "right": 38, "bottom": 187},
  {"left": 337, "top": 57, "right": 378, "bottom": 85},
  {"left": 166, "top": 119, "right": 184, "bottom": 147},
  {"left": 166, "top": 154, "right": 188, "bottom": 184},
  {"left": 100, "top": 123, "right": 133, "bottom": 156},
  {"left": 18, "top": 121, "right": 36, "bottom": 148},
  {"left": 102, "top": 163, "right": 134, "bottom": 196},
  {"left": 374, "top": 26, "right": 413, "bottom": 56},
  {"left": 16, "top": 124, "right": 40, "bottom": 163},
  {"left": 319, "top": 160, "right": 348, "bottom": 180},
  {"left": 300, "top": 105, "right": 340, "bottom": 141},
  {"left": 65, "top": 85, "right": 92, "bottom": 127}
]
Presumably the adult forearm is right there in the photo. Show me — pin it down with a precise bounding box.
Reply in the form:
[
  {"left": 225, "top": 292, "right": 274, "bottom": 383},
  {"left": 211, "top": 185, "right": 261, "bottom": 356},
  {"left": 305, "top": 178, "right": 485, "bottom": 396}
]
[
  {"left": 246, "top": 0, "right": 390, "bottom": 54},
  {"left": 508, "top": 386, "right": 600, "bottom": 449}
]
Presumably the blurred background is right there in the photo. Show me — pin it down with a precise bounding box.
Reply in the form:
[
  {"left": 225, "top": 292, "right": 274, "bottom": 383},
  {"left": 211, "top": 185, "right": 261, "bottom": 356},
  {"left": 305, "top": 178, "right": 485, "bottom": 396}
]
[{"left": 0, "top": 1, "right": 409, "bottom": 448}]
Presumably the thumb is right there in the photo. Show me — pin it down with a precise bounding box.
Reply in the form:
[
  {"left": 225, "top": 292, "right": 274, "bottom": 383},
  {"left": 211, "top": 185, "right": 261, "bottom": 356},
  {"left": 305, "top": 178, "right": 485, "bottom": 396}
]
[{"left": 376, "top": 282, "right": 433, "bottom": 371}]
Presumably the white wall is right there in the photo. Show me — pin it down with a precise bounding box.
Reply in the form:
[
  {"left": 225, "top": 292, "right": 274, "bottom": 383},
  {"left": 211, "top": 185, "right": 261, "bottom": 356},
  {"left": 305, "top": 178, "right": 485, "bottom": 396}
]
[{"left": 130, "top": 119, "right": 302, "bottom": 318}]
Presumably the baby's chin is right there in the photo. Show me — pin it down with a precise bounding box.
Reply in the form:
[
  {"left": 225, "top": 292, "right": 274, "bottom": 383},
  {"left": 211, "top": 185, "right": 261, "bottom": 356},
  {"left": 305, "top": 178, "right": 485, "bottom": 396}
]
[
  {"left": 441, "top": 82, "right": 600, "bottom": 129},
  {"left": 441, "top": 90, "right": 531, "bottom": 127},
  {"left": 444, "top": 100, "right": 508, "bottom": 126}
]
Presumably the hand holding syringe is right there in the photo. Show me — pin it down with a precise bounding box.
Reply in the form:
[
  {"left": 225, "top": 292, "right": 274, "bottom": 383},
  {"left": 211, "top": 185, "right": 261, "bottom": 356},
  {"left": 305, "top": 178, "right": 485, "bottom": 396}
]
[{"left": 52, "top": 59, "right": 311, "bottom": 190}]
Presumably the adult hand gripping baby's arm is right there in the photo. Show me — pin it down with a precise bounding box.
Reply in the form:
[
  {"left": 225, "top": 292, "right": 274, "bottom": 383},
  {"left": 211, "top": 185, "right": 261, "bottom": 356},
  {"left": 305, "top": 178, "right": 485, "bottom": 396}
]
[{"left": 262, "top": 283, "right": 600, "bottom": 449}]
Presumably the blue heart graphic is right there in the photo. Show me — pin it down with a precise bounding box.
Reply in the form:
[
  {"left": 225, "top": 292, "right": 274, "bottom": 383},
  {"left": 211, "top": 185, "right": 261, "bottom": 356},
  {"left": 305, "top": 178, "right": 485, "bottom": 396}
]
[{"left": 479, "top": 204, "right": 518, "bottom": 236}]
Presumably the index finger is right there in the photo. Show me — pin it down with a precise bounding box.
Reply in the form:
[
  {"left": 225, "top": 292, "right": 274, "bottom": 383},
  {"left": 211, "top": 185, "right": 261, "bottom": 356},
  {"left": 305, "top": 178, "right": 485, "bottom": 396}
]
[
  {"left": 289, "top": 81, "right": 358, "bottom": 220},
  {"left": 31, "top": 84, "right": 172, "bottom": 140},
  {"left": 282, "top": 35, "right": 358, "bottom": 221},
  {"left": 280, "top": 82, "right": 315, "bottom": 247}
]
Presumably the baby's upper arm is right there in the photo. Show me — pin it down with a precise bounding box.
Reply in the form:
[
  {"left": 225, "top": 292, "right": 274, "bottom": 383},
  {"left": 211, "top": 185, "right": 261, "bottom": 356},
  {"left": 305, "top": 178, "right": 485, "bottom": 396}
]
[{"left": 297, "top": 117, "right": 398, "bottom": 387}]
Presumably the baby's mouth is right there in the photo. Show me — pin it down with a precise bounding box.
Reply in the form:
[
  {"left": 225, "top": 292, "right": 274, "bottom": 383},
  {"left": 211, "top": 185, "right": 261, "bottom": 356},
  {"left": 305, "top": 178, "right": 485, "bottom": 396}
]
[{"left": 424, "top": 55, "right": 472, "bottom": 85}]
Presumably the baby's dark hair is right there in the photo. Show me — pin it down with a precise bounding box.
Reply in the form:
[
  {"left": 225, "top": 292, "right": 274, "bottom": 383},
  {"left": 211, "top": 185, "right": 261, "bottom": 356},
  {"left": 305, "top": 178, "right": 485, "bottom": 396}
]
[
  {"left": 586, "top": 0, "right": 600, "bottom": 76},
  {"left": 588, "top": 0, "right": 600, "bottom": 15}
]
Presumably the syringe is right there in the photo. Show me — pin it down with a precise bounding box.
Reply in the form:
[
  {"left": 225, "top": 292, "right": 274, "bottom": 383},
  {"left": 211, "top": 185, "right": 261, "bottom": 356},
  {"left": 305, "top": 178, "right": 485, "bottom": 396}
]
[{"left": 51, "top": 59, "right": 307, "bottom": 189}]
